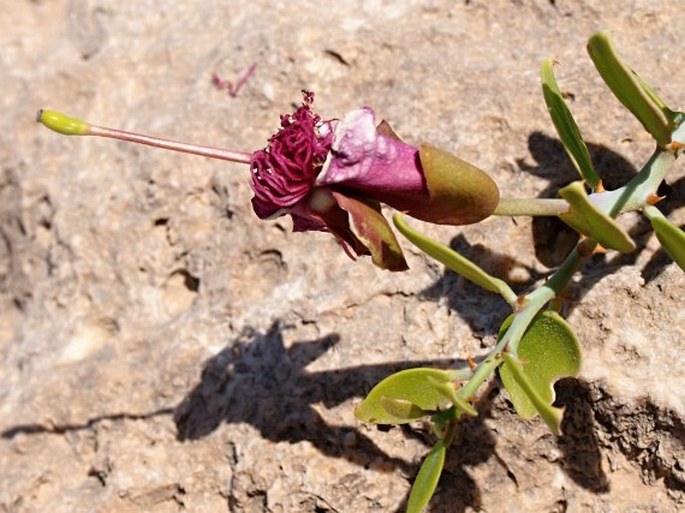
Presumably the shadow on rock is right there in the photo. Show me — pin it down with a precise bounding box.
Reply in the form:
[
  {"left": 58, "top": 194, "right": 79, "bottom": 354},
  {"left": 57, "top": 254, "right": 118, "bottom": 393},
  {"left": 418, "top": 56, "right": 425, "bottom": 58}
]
[
  {"left": 174, "top": 321, "right": 467, "bottom": 472},
  {"left": 555, "top": 378, "right": 610, "bottom": 493},
  {"left": 521, "top": 132, "right": 681, "bottom": 282},
  {"left": 392, "top": 382, "right": 502, "bottom": 513},
  {"left": 520, "top": 131, "right": 639, "bottom": 269},
  {"left": 421, "top": 234, "right": 546, "bottom": 338}
]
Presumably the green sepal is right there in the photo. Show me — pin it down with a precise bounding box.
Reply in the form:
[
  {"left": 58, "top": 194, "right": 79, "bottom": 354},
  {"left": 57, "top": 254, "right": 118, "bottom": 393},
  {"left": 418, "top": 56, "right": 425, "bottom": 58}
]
[
  {"left": 393, "top": 214, "right": 517, "bottom": 304},
  {"left": 412, "top": 145, "right": 500, "bottom": 225},
  {"left": 499, "top": 311, "right": 582, "bottom": 436},
  {"left": 406, "top": 440, "right": 447, "bottom": 513},
  {"left": 587, "top": 32, "right": 674, "bottom": 147},
  {"left": 332, "top": 192, "right": 408, "bottom": 271},
  {"left": 643, "top": 205, "right": 685, "bottom": 272},
  {"left": 558, "top": 181, "right": 636, "bottom": 253},
  {"left": 355, "top": 368, "right": 460, "bottom": 424},
  {"left": 540, "top": 60, "right": 600, "bottom": 188}
]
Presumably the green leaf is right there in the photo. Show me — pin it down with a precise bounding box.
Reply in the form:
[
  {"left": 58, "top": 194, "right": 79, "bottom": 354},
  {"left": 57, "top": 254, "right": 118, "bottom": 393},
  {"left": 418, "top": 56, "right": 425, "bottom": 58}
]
[
  {"left": 540, "top": 60, "right": 600, "bottom": 188},
  {"left": 393, "top": 214, "right": 518, "bottom": 305},
  {"left": 631, "top": 69, "right": 679, "bottom": 121},
  {"left": 379, "top": 397, "right": 426, "bottom": 420},
  {"left": 587, "top": 31, "right": 674, "bottom": 147},
  {"left": 407, "top": 440, "right": 446, "bottom": 513},
  {"left": 558, "top": 181, "right": 636, "bottom": 253},
  {"left": 355, "top": 368, "right": 459, "bottom": 424},
  {"left": 643, "top": 205, "right": 685, "bottom": 272},
  {"left": 499, "top": 311, "right": 582, "bottom": 436}
]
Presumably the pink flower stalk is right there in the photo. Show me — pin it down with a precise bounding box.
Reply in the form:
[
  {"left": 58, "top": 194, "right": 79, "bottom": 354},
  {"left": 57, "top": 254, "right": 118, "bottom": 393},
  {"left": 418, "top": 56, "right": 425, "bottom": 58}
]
[{"left": 38, "top": 93, "right": 499, "bottom": 272}]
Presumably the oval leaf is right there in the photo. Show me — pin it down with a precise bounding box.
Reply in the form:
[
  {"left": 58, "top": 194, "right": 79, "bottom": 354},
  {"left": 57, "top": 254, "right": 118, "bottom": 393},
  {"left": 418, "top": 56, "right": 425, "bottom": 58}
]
[
  {"left": 644, "top": 205, "right": 685, "bottom": 272},
  {"left": 355, "top": 368, "right": 457, "bottom": 424},
  {"left": 393, "top": 214, "right": 517, "bottom": 304},
  {"left": 379, "top": 397, "right": 427, "bottom": 420},
  {"left": 407, "top": 440, "right": 446, "bottom": 513},
  {"left": 587, "top": 32, "right": 673, "bottom": 147},
  {"left": 558, "top": 181, "right": 636, "bottom": 253},
  {"left": 541, "top": 60, "right": 600, "bottom": 188},
  {"left": 499, "top": 311, "right": 582, "bottom": 435}
]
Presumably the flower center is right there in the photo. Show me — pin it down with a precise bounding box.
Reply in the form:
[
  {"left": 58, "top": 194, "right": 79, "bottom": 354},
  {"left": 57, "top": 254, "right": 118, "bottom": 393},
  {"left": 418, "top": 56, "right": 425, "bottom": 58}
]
[{"left": 250, "top": 92, "right": 334, "bottom": 218}]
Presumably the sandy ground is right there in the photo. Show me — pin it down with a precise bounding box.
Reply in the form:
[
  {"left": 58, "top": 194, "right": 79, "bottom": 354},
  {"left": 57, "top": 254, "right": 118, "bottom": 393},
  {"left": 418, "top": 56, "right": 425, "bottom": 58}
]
[{"left": 1, "top": 1, "right": 684, "bottom": 512}]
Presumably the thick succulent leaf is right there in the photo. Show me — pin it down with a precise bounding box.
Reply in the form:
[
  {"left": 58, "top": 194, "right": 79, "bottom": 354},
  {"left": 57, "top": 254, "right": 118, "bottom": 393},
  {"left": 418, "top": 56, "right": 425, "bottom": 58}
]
[
  {"left": 332, "top": 192, "right": 408, "bottom": 271},
  {"left": 355, "top": 368, "right": 458, "bottom": 424},
  {"left": 393, "top": 214, "right": 517, "bottom": 304},
  {"left": 558, "top": 182, "right": 636, "bottom": 253},
  {"left": 499, "top": 311, "right": 582, "bottom": 436},
  {"left": 413, "top": 145, "right": 500, "bottom": 225},
  {"left": 540, "top": 60, "right": 600, "bottom": 188},
  {"left": 631, "top": 70, "right": 679, "bottom": 121},
  {"left": 643, "top": 205, "right": 685, "bottom": 271},
  {"left": 379, "top": 397, "right": 426, "bottom": 420},
  {"left": 587, "top": 32, "right": 673, "bottom": 147},
  {"left": 407, "top": 440, "right": 447, "bottom": 513}
]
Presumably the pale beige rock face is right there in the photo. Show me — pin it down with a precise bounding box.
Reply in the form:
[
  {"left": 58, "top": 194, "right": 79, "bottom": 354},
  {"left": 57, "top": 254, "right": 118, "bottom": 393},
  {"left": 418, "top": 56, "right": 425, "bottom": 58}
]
[{"left": 1, "top": 1, "right": 684, "bottom": 512}]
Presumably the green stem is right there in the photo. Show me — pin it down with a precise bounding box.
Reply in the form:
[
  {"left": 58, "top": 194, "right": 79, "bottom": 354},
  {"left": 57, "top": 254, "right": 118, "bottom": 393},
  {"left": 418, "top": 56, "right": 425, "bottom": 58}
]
[
  {"left": 493, "top": 198, "right": 570, "bottom": 217},
  {"left": 457, "top": 236, "right": 593, "bottom": 401},
  {"left": 448, "top": 144, "right": 677, "bottom": 410},
  {"left": 493, "top": 146, "right": 674, "bottom": 219},
  {"left": 590, "top": 148, "right": 674, "bottom": 216}
]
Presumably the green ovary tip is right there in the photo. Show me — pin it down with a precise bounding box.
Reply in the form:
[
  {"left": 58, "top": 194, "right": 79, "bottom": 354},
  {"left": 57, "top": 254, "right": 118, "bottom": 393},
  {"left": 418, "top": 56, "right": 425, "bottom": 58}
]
[{"left": 36, "top": 109, "right": 90, "bottom": 135}]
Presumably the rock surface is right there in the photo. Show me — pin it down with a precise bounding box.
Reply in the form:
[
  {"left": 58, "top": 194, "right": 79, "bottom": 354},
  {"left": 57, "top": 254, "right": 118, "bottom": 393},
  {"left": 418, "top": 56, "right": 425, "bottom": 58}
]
[{"left": 1, "top": 1, "right": 684, "bottom": 512}]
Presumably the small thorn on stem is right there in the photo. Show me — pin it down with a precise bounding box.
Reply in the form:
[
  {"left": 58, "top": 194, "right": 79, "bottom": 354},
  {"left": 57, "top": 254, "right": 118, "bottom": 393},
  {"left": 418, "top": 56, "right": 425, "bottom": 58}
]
[
  {"left": 646, "top": 193, "right": 666, "bottom": 205},
  {"left": 668, "top": 140, "right": 683, "bottom": 152},
  {"left": 577, "top": 237, "right": 597, "bottom": 257},
  {"left": 515, "top": 295, "right": 528, "bottom": 311},
  {"left": 467, "top": 355, "right": 478, "bottom": 370}
]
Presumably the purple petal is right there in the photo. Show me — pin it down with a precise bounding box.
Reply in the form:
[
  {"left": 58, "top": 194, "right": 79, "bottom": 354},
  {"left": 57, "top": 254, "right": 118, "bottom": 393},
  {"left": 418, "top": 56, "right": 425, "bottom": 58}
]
[{"left": 317, "top": 107, "right": 426, "bottom": 197}]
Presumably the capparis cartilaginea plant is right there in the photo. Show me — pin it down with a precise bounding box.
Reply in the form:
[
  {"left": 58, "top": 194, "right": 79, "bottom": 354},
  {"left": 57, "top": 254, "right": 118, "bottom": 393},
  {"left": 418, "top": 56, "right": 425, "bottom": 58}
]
[{"left": 37, "top": 32, "right": 684, "bottom": 512}]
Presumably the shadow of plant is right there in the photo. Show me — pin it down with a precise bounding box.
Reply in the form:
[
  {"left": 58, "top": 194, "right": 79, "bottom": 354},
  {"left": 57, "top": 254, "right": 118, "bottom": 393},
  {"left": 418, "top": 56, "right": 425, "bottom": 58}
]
[
  {"left": 420, "top": 234, "right": 547, "bottom": 338},
  {"left": 173, "top": 321, "right": 467, "bottom": 473},
  {"left": 520, "top": 131, "right": 639, "bottom": 268},
  {"left": 424, "top": 133, "right": 681, "bottom": 335},
  {"left": 522, "top": 132, "right": 683, "bottom": 281},
  {"left": 555, "top": 378, "right": 610, "bottom": 493}
]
